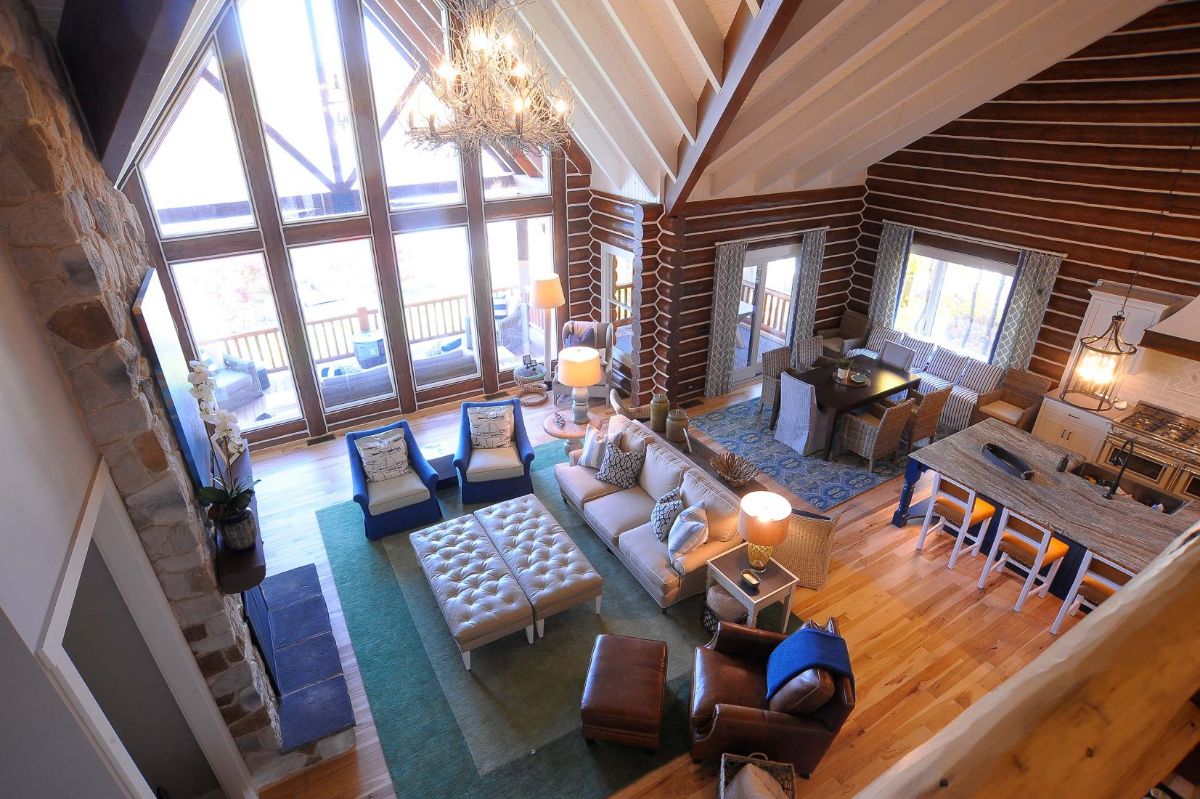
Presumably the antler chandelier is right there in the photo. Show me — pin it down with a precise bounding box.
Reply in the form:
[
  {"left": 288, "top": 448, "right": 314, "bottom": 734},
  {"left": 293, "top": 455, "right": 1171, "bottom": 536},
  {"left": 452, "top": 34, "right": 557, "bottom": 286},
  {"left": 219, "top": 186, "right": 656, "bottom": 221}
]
[{"left": 407, "top": 0, "right": 572, "bottom": 154}]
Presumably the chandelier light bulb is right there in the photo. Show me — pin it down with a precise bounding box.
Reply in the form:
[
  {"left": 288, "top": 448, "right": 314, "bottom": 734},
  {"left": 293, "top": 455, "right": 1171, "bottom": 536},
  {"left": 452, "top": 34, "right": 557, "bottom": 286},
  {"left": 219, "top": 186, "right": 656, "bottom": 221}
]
[
  {"left": 512, "top": 96, "right": 525, "bottom": 113},
  {"left": 469, "top": 29, "right": 489, "bottom": 50},
  {"left": 437, "top": 61, "right": 457, "bottom": 82},
  {"left": 553, "top": 97, "right": 568, "bottom": 115},
  {"left": 512, "top": 61, "right": 528, "bottom": 78},
  {"left": 502, "top": 33, "right": 515, "bottom": 49}
]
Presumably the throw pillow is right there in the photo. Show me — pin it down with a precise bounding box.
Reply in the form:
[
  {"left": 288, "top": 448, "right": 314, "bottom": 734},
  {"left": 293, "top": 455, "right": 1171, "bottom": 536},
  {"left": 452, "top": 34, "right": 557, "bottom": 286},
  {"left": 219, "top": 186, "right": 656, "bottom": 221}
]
[
  {"left": 651, "top": 486, "right": 684, "bottom": 541},
  {"left": 958, "top": 358, "right": 1006, "bottom": 393},
  {"left": 563, "top": 326, "right": 597, "bottom": 349},
  {"left": 724, "top": 763, "right": 791, "bottom": 799},
  {"left": 354, "top": 430, "right": 411, "bottom": 483},
  {"left": 667, "top": 503, "right": 708, "bottom": 567},
  {"left": 467, "top": 405, "right": 514, "bottom": 449},
  {"left": 578, "top": 426, "right": 609, "bottom": 469},
  {"left": 595, "top": 437, "right": 644, "bottom": 489}
]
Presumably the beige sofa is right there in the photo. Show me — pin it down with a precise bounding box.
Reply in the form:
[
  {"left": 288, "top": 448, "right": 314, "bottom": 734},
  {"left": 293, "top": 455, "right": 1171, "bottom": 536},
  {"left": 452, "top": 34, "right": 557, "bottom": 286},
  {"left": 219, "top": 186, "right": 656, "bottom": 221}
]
[{"left": 554, "top": 416, "right": 744, "bottom": 608}]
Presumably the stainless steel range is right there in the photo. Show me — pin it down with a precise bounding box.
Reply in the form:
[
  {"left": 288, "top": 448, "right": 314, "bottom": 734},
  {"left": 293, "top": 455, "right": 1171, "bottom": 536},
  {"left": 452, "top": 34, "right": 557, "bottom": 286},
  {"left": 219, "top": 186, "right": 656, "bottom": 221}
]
[{"left": 1101, "top": 402, "right": 1200, "bottom": 502}]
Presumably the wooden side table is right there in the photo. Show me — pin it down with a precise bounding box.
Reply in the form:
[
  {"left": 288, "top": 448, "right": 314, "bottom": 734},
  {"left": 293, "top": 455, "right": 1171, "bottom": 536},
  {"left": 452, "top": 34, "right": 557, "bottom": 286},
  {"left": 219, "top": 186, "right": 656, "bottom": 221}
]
[
  {"left": 705, "top": 544, "right": 799, "bottom": 632},
  {"left": 542, "top": 411, "right": 602, "bottom": 454}
]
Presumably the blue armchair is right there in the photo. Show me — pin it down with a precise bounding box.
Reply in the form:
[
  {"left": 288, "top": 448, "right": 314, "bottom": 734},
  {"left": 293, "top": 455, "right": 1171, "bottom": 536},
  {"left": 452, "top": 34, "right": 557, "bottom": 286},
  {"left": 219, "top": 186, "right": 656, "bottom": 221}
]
[
  {"left": 348, "top": 420, "right": 442, "bottom": 539},
  {"left": 454, "top": 399, "right": 535, "bottom": 504}
]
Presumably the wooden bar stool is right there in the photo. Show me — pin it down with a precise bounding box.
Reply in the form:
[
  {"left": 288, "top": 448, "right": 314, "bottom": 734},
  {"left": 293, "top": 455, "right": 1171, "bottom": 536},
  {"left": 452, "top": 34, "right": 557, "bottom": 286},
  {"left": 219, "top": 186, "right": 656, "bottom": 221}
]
[
  {"left": 1050, "top": 551, "right": 1134, "bottom": 635},
  {"left": 977, "top": 508, "right": 1068, "bottom": 612},
  {"left": 915, "top": 472, "right": 996, "bottom": 570}
]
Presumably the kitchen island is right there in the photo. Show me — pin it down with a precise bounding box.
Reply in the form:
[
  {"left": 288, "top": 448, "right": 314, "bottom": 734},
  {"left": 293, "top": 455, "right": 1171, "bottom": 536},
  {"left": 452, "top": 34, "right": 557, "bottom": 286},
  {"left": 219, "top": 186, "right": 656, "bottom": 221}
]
[{"left": 893, "top": 419, "right": 1199, "bottom": 583}]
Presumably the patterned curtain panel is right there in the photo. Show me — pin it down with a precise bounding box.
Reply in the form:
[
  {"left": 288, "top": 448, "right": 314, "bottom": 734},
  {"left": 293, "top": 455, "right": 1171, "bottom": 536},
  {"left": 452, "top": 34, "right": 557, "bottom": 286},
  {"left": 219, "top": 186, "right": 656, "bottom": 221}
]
[
  {"left": 787, "top": 227, "right": 828, "bottom": 368},
  {"left": 704, "top": 241, "right": 750, "bottom": 397},
  {"left": 866, "top": 222, "right": 915, "bottom": 329},
  {"left": 993, "top": 248, "right": 1063, "bottom": 369}
]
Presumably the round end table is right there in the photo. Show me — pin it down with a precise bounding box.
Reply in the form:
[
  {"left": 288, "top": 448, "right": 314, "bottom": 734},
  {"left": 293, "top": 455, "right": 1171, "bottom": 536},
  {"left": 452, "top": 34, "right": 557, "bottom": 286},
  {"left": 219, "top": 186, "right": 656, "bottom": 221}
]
[
  {"left": 542, "top": 411, "right": 603, "bottom": 454},
  {"left": 513, "top": 364, "right": 549, "bottom": 406}
]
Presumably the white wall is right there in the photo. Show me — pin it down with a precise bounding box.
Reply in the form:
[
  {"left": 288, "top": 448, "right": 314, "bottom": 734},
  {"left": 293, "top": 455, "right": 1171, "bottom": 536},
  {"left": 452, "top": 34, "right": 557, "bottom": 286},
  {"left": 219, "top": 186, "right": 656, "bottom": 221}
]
[{"left": 0, "top": 245, "right": 97, "bottom": 648}]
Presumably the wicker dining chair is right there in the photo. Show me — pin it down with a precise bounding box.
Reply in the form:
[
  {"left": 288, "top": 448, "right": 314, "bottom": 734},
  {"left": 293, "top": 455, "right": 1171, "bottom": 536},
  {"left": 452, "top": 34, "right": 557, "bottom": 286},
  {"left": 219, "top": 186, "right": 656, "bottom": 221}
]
[
  {"left": 773, "top": 510, "right": 844, "bottom": 590},
  {"left": 838, "top": 398, "right": 917, "bottom": 473},
  {"left": 758, "top": 346, "right": 792, "bottom": 420},
  {"left": 971, "top": 369, "right": 1054, "bottom": 431}
]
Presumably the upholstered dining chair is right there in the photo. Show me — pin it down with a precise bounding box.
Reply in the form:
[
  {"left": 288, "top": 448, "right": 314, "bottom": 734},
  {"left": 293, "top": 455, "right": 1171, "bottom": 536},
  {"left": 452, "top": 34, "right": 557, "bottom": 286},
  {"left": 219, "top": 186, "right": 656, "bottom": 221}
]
[
  {"left": 774, "top": 372, "right": 832, "bottom": 456},
  {"left": 454, "top": 398, "right": 535, "bottom": 504},
  {"left": 879, "top": 340, "right": 916, "bottom": 372},
  {"left": 348, "top": 420, "right": 442, "bottom": 539},
  {"left": 758, "top": 346, "right": 792, "bottom": 419},
  {"left": 838, "top": 398, "right": 916, "bottom": 473}
]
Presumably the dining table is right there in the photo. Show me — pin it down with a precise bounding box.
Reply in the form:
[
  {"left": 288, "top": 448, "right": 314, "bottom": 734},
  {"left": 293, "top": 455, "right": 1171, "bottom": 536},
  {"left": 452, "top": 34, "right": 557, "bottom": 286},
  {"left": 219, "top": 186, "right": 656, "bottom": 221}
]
[
  {"left": 769, "top": 354, "right": 921, "bottom": 459},
  {"left": 894, "top": 418, "right": 1200, "bottom": 594}
]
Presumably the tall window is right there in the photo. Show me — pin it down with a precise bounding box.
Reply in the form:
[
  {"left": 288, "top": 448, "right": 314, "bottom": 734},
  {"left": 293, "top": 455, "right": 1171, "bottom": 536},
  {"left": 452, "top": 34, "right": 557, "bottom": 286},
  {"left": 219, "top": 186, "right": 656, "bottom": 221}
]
[
  {"left": 141, "top": 51, "right": 254, "bottom": 237},
  {"left": 289, "top": 238, "right": 395, "bottom": 411},
  {"left": 238, "top": 0, "right": 364, "bottom": 221},
  {"left": 483, "top": 148, "right": 549, "bottom": 200},
  {"left": 171, "top": 253, "right": 302, "bottom": 431},
  {"left": 894, "top": 244, "right": 1016, "bottom": 361},
  {"left": 486, "top": 216, "right": 554, "bottom": 371}
]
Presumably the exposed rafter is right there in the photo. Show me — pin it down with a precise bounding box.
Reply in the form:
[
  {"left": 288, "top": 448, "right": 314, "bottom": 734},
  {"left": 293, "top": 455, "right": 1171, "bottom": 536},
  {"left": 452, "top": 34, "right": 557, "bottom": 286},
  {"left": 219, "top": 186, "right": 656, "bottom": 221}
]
[
  {"left": 663, "top": 0, "right": 801, "bottom": 216},
  {"left": 664, "top": 0, "right": 726, "bottom": 90},
  {"left": 598, "top": 0, "right": 698, "bottom": 143}
]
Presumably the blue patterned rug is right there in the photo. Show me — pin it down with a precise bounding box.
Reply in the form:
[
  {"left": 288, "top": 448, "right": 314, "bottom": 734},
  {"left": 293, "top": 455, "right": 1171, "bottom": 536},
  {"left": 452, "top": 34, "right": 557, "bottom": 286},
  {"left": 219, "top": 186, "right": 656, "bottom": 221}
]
[{"left": 690, "top": 399, "right": 903, "bottom": 511}]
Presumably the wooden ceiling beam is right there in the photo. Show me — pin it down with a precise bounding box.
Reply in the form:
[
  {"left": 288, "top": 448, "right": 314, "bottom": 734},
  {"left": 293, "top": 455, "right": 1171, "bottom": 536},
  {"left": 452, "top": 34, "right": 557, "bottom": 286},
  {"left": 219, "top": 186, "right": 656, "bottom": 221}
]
[
  {"left": 599, "top": 0, "right": 698, "bottom": 143},
  {"left": 663, "top": 0, "right": 802, "bottom": 216},
  {"left": 664, "top": 0, "right": 727, "bottom": 90}
]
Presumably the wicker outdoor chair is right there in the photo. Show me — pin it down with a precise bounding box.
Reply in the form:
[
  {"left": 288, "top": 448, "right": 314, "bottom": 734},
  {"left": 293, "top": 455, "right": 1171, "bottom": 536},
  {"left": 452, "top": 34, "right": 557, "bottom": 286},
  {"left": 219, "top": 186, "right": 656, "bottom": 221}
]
[
  {"left": 609, "top": 388, "right": 651, "bottom": 421},
  {"left": 773, "top": 510, "right": 844, "bottom": 590},
  {"left": 971, "top": 369, "right": 1054, "bottom": 431},
  {"left": 758, "top": 346, "right": 792, "bottom": 420},
  {"left": 838, "top": 398, "right": 916, "bottom": 473}
]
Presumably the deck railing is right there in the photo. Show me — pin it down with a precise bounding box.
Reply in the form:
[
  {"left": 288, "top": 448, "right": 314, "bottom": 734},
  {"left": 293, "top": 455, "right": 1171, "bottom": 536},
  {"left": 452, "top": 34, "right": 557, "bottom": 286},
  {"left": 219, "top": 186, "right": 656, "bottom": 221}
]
[
  {"left": 198, "top": 287, "right": 533, "bottom": 370},
  {"left": 739, "top": 280, "right": 792, "bottom": 339}
]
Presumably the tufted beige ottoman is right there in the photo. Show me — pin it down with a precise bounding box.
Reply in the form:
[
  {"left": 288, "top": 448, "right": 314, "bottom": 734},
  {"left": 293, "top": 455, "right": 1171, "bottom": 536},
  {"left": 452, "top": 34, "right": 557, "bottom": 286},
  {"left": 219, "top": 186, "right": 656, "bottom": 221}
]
[
  {"left": 474, "top": 494, "right": 604, "bottom": 638},
  {"left": 410, "top": 514, "right": 535, "bottom": 671}
]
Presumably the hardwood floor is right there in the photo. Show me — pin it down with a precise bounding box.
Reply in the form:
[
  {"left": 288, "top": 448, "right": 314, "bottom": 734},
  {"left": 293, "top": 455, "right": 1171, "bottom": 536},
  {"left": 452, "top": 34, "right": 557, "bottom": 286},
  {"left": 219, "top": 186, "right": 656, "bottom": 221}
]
[{"left": 255, "top": 385, "right": 1063, "bottom": 799}]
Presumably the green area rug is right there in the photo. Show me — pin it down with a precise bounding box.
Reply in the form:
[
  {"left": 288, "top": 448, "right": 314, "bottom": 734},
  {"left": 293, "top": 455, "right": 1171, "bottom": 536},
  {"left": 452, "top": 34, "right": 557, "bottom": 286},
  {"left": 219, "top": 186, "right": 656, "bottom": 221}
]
[{"left": 317, "top": 443, "right": 785, "bottom": 797}]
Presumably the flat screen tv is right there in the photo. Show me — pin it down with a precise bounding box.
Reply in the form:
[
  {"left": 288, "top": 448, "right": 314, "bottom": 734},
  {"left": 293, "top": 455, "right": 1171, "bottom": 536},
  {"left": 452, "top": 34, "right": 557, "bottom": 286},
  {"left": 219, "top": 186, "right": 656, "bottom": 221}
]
[{"left": 131, "top": 268, "right": 210, "bottom": 489}]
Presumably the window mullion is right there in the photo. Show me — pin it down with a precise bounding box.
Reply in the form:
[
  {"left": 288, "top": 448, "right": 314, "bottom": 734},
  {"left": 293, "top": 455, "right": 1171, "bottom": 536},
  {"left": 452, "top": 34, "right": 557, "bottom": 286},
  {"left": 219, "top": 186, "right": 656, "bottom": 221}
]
[
  {"left": 215, "top": 9, "right": 328, "bottom": 438},
  {"left": 336, "top": 0, "right": 418, "bottom": 413}
]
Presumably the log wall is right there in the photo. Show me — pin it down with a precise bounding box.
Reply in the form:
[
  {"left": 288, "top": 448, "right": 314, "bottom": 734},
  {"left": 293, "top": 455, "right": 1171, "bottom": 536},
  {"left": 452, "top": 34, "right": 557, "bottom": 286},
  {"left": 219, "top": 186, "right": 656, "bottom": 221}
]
[{"left": 853, "top": 0, "right": 1200, "bottom": 383}]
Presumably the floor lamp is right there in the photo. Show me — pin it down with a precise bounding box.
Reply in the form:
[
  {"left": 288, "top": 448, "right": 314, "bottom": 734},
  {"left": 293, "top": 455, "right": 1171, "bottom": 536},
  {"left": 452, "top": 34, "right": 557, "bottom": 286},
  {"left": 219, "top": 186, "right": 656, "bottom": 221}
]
[{"left": 530, "top": 275, "right": 565, "bottom": 370}]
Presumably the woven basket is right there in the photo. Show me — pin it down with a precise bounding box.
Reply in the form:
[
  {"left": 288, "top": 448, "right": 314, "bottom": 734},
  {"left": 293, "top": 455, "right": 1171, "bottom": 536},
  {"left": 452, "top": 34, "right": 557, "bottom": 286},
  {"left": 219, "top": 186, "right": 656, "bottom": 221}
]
[
  {"left": 719, "top": 752, "right": 796, "bottom": 799},
  {"left": 772, "top": 511, "right": 843, "bottom": 590}
]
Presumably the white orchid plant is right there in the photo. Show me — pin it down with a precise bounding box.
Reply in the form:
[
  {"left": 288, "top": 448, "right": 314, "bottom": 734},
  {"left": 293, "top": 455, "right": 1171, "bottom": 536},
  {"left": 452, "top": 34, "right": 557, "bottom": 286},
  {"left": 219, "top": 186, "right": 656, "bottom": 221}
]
[{"left": 188, "top": 360, "right": 247, "bottom": 466}]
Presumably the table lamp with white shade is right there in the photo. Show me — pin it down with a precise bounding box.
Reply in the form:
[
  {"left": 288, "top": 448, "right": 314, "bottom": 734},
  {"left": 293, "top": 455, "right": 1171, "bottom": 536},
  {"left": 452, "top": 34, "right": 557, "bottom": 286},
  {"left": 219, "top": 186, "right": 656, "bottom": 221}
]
[
  {"left": 557, "top": 346, "right": 602, "bottom": 424},
  {"left": 738, "top": 491, "right": 791, "bottom": 571},
  {"left": 530, "top": 275, "right": 566, "bottom": 368}
]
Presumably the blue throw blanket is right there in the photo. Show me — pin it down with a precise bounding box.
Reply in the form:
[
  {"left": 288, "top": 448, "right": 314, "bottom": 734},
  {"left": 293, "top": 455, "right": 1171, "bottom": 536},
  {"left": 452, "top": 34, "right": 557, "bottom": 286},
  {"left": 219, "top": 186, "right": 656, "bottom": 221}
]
[{"left": 765, "top": 627, "right": 854, "bottom": 701}]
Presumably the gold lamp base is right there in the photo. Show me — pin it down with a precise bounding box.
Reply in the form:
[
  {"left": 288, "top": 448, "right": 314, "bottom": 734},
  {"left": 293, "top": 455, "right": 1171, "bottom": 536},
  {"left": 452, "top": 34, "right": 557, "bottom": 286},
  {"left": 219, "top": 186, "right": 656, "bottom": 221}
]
[{"left": 747, "top": 543, "right": 773, "bottom": 571}]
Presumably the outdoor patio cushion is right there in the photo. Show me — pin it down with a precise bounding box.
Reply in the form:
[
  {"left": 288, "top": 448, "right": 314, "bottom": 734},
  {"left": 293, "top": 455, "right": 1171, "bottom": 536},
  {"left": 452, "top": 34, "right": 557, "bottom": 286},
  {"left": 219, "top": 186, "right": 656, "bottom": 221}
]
[
  {"left": 465, "top": 444, "right": 525, "bottom": 482},
  {"left": 680, "top": 470, "right": 739, "bottom": 542},
  {"left": 554, "top": 462, "right": 622, "bottom": 507},
  {"left": 638, "top": 443, "right": 686, "bottom": 501},
  {"left": 582, "top": 487, "right": 657, "bottom": 545}
]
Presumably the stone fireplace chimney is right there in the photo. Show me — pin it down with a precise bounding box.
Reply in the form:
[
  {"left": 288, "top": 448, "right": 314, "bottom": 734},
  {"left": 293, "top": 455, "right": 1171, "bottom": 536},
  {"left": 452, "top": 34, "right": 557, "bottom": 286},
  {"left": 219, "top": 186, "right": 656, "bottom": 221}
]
[{"left": 0, "top": 0, "right": 350, "bottom": 785}]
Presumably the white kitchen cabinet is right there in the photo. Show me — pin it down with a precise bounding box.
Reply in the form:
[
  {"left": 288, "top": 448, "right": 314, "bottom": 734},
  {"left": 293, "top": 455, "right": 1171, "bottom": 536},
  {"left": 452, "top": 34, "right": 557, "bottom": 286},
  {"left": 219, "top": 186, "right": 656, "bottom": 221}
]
[
  {"left": 1032, "top": 396, "right": 1112, "bottom": 461},
  {"left": 1065, "top": 282, "right": 1187, "bottom": 377}
]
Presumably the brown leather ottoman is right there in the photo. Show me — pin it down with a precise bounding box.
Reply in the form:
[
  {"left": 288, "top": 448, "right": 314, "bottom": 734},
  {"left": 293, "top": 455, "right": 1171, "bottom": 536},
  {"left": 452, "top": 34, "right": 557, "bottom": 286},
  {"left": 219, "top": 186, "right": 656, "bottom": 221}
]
[{"left": 581, "top": 634, "right": 668, "bottom": 752}]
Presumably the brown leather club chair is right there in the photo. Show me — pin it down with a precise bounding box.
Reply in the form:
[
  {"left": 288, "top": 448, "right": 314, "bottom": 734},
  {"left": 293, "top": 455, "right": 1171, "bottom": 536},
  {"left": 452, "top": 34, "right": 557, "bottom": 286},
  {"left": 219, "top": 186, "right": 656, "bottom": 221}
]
[{"left": 689, "top": 620, "right": 855, "bottom": 778}]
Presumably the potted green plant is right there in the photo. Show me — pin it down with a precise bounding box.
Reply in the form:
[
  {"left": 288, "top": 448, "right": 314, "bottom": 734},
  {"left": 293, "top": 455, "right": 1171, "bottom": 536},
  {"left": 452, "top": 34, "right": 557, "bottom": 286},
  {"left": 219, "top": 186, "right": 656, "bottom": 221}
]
[
  {"left": 197, "top": 476, "right": 260, "bottom": 551},
  {"left": 835, "top": 357, "right": 853, "bottom": 381}
]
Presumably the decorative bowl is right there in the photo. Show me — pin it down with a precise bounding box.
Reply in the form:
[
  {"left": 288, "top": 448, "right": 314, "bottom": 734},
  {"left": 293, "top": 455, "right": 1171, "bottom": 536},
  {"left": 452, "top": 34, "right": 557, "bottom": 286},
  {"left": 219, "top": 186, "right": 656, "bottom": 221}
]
[{"left": 711, "top": 452, "right": 759, "bottom": 488}]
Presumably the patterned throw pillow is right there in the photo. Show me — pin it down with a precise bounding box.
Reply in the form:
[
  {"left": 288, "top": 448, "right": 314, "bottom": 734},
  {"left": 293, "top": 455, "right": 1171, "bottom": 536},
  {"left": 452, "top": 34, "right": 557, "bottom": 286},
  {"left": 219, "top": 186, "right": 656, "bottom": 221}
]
[
  {"left": 467, "top": 405, "right": 514, "bottom": 449},
  {"left": 651, "top": 486, "right": 684, "bottom": 541},
  {"left": 354, "top": 430, "right": 411, "bottom": 483},
  {"left": 578, "top": 426, "right": 609, "bottom": 469},
  {"left": 865, "top": 325, "right": 900, "bottom": 353},
  {"left": 927, "top": 349, "right": 968, "bottom": 383},
  {"left": 563, "top": 326, "right": 597, "bottom": 349},
  {"left": 667, "top": 503, "right": 709, "bottom": 568},
  {"left": 595, "top": 437, "right": 644, "bottom": 489},
  {"left": 959, "top": 359, "right": 1006, "bottom": 393}
]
